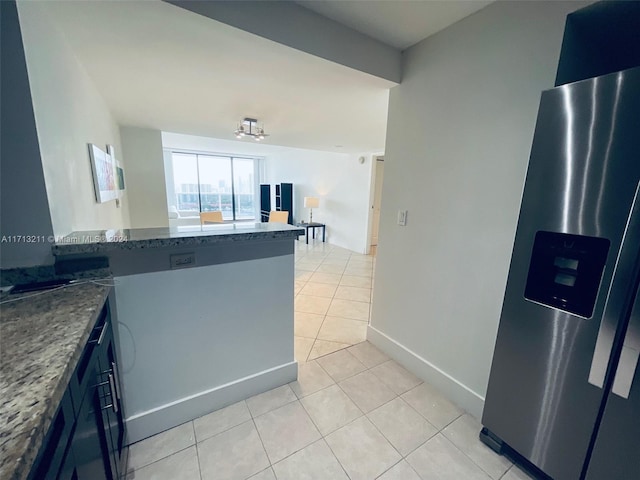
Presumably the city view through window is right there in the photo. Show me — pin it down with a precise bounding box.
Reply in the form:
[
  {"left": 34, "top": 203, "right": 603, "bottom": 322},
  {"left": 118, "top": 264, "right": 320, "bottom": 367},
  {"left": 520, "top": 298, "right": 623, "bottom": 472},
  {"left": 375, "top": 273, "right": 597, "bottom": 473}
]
[{"left": 171, "top": 153, "right": 256, "bottom": 221}]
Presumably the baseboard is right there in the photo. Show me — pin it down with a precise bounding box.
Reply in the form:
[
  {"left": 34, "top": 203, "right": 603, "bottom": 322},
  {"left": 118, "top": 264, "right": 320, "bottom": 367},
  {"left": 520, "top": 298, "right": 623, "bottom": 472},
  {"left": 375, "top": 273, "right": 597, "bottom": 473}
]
[
  {"left": 367, "top": 325, "right": 485, "bottom": 419},
  {"left": 125, "top": 361, "right": 298, "bottom": 444}
]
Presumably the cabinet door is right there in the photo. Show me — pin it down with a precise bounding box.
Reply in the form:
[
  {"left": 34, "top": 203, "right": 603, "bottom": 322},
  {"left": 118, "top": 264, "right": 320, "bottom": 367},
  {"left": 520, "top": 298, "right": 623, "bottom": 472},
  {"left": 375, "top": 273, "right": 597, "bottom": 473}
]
[
  {"left": 96, "top": 321, "right": 125, "bottom": 479},
  {"left": 27, "top": 391, "right": 75, "bottom": 480},
  {"left": 73, "top": 354, "right": 111, "bottom": 480},
  {"left": 57, "top": 444, "right": 78, "bottom": 480}
]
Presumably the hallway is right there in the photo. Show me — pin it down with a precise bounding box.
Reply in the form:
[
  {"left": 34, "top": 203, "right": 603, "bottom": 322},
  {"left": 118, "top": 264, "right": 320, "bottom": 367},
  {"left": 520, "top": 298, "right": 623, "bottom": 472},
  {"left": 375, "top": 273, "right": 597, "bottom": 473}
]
[{"left": 294, "top": 241, "right": 374, "bottom": 362}]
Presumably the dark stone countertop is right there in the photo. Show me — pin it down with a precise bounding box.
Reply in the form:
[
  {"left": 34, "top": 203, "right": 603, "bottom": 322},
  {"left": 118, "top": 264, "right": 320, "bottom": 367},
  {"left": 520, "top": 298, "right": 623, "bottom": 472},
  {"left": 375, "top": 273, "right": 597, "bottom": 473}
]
[
  {"left": 0, "top": 282, "right": 112, "bottom": 480},
  {"left": 51, "top": 223, "right": 304, "bottom": 256}
]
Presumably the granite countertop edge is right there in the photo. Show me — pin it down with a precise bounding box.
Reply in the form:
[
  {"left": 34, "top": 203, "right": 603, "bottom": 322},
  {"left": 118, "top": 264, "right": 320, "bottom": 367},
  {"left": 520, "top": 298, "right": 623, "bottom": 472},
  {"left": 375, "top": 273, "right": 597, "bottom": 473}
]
[
  {"left": 52, "top": 227, "right": 305, "bottom": 256},
  {"left": 0, "top": 284, "right": 112, "bottom": 480}
]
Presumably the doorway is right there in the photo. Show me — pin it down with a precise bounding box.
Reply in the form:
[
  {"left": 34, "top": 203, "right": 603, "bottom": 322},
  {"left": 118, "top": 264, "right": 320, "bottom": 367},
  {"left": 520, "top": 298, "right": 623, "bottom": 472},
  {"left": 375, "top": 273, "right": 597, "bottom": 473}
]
[{"left": 370, "top": 156, "right": 384, "bottom": 253}]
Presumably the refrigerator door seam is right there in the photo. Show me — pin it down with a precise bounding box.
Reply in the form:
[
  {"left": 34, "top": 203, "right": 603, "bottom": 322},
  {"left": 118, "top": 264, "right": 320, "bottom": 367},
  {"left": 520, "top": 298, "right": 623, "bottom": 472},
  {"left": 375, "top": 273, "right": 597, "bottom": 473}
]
[
  {"left": 611, "top": 273, "right": 640, "bottom": 398},
  {"left": 588, "top": 181, "right": 640, "bottom": 388}
]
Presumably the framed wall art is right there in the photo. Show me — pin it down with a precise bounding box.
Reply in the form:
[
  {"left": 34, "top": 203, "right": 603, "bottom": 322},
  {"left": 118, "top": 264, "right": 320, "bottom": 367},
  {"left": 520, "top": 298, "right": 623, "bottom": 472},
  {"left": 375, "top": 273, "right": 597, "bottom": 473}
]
[
  {"left": 88, "top": 143, "right": 118, "bottom": 203},
  {"left": 107, "top": 144, "right": 126, "bottom": 194}
]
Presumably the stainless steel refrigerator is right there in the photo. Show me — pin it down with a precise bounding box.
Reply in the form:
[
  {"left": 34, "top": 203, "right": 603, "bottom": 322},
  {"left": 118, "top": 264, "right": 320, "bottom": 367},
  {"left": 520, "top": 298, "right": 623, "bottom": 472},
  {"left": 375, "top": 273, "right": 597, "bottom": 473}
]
[{"left": 481, "top": 66, "right": 640, "bottom": 480}]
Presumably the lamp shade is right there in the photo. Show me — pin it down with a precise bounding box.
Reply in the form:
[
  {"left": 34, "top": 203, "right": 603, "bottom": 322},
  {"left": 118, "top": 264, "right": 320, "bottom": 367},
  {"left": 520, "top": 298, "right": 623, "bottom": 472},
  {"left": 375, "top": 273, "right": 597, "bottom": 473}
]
[{"left": 304, "top": 197, "right": 320, "bottom": 208}]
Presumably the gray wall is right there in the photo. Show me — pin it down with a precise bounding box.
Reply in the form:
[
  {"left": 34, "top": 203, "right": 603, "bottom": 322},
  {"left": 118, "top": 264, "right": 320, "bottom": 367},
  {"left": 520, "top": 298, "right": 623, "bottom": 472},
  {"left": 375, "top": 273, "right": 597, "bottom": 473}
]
[
  {"left": 113, "top": 247, "right": 296, "bottom": 442},
  {"left": 120, "top": 127, "right": 169, "bottom": 228},
  {"left": 370, "top": 0, "right": 590, "bottom": 418},
  {"left": 0, "top": 1, "right": 55, "bottom": 268},
  {"left": 167, "top": 0, "right": 400, "bottom": 84}
]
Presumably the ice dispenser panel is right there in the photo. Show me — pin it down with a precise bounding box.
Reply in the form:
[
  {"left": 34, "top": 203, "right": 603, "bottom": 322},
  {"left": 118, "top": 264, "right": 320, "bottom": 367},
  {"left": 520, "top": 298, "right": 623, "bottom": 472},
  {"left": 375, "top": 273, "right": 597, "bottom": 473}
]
[{"left": 524, "top": 231, "right": 610, "bottom": 318}]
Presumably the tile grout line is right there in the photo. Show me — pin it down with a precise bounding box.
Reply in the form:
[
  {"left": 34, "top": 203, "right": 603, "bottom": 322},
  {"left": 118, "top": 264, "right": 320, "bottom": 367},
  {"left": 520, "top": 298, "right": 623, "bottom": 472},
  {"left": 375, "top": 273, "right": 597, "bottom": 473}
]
[
  {"left": 193, "top": 402, "right": 251, "bottom": 446},
  {"left": 193, "top": 421, "right": 204, "bottom": 480},
  {"left": 295, "top": 244, "right": 374, "bottom": 366},
  {"left": 310, "top": 254, "right": 341, "bottom": 359},
  {"left": 305, "top": 250, "right": 338, "bottom": 360},
  {"left": 128, "top": 443, "right": 194, "bottom": 476},
  {"left": 319, "top": 417, "right": 360, "bottom": 480},
  {"left": 351, "top": 364, "right": 451, "bottom": 461},
  {"left": 332, "top": 362, "right": 412, "bottom": 464},
  {"left": 438, "top": 431, "right": 507, "bottom": 480},
  {"left": 438, "top": 416, "right": 515, "bottom": 480},
  {"left": 374, "top": 458, "right": 411, "bottom": 479},
  {"left": 263, "top": 249, "right": 353, "bottom": 473},
  {"left": 250, "top": 415, "right": 273, "bottom": 471},
  {"left": 245, "top": 351, "right": 460, "bottom": 478},
  {"left": 322, "top": 355, "right": 482, "bottom": 478}
]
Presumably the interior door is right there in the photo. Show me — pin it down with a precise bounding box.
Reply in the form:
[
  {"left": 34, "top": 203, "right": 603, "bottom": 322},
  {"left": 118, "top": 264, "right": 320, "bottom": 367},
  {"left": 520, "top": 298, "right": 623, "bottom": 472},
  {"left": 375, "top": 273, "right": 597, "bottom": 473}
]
[{"left": 371, "top": 159, "right": 384, "bottom": 246}]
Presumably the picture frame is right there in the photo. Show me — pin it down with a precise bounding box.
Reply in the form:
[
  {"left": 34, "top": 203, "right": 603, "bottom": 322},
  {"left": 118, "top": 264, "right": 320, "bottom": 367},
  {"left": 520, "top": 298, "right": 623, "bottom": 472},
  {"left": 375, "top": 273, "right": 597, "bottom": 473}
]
[
  {"left": 88, "top": 143, "right": 118, "bottom": 203},
  {"left": 107, "top": 144, "right": 125, "bottom": 194},
  {"left": 116, "top": 165, "right": 125, "bottom": 191}
]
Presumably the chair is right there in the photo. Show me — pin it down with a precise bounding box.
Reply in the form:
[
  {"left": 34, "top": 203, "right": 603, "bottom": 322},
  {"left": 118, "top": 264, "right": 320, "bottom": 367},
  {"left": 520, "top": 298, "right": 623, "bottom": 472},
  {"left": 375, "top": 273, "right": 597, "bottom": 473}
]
[
  {"left": 268, "top": 210, "right": 289, "bottom": 223},
  {"left": 168, "top": 206, "right": 180, "bottom": 219},
  {"left": 200, "top": 211, "right": 224, "bottom": 224}
]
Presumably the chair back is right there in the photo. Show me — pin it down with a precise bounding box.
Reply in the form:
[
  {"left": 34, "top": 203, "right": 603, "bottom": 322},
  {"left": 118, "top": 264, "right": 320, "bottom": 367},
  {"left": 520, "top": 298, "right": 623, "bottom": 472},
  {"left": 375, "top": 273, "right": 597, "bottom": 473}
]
[
  {"left": 268, "top": 211, "right": 289, "bottom": 223},
  {"left": 200, "top": 211, "right": 224, "bottom": 224}
]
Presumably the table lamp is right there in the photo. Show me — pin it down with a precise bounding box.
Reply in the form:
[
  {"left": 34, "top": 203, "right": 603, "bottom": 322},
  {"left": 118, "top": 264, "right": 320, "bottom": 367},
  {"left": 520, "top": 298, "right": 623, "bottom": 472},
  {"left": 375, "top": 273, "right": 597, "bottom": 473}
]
[{"left": 304, "top": 196, "right": 319, "bottom": 223}]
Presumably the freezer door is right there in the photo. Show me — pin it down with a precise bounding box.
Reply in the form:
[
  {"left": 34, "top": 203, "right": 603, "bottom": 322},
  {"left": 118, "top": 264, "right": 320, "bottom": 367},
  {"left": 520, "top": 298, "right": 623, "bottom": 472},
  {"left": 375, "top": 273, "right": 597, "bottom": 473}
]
[
  {"left": 585, "top": 278, "right": 640, "bottom": 480},
  {"left": 482, "top": 67, "right": 640, "bottom": 480}
]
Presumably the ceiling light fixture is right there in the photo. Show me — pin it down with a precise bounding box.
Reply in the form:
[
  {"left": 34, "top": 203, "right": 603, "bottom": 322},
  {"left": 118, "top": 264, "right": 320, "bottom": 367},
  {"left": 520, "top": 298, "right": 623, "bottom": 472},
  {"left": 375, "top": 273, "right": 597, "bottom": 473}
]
[{"left": 234, "top": 117, "right": 269, "bottom": 141}]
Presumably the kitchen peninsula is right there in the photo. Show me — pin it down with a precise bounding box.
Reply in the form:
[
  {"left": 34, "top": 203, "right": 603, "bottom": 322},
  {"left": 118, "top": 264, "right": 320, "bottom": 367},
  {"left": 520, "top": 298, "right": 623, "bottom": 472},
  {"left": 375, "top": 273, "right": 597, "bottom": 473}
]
[{"left": 53, "top": 223, "right": 303, "bottom": 444}]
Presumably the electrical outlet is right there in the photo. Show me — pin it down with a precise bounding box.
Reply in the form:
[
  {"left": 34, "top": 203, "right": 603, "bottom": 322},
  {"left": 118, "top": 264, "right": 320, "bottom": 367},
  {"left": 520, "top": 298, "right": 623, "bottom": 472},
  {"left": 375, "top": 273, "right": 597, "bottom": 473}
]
[
  {"left": 397, "top": 210, "right": 408, "bottom": 226},
  {"left": 170, "top": 252, "right": 196, "bottom": 269}
]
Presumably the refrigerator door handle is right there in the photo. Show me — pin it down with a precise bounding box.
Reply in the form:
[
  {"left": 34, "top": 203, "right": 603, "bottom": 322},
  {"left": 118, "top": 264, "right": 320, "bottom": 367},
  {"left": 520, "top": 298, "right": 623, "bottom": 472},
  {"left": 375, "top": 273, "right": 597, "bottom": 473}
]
[
  {"left": 589, "top": 181, "right": 640, "bottom": 389},
  {"left": 611, "top": 286, "right": 640, "bottom": 399}
]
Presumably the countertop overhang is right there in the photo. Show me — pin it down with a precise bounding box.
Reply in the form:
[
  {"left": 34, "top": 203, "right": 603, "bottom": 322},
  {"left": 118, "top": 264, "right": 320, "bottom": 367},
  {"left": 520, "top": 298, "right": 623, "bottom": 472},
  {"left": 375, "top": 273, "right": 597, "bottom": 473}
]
[{"left": 51, "top": 223, "right": 304, "bottom": 256}]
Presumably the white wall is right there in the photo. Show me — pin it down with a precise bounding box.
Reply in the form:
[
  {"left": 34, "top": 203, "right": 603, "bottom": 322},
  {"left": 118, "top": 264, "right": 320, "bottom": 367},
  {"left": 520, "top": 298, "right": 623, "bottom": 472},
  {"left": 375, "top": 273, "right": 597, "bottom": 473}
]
[
  {"left": 120, "top": 127, "right": 169, "bottom": 228},
  {"left": 162, "top": 132, "right": 375, "bottom": 253},
  {"left": 264, "top": 150, "right": 374, "bottom": 254},
  {"left": 17, "top": 1, "right": 130, "bottom": 236},
  {"left": 370, "top": 0, "right": 590, "bottom": 418}
]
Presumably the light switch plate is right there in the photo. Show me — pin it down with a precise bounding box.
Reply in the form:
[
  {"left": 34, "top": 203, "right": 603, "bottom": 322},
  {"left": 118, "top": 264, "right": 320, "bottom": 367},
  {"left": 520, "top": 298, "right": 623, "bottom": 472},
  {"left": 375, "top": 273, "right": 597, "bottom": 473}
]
[{"left": 397, "top": 210, "right": 408, "bottom": 226}]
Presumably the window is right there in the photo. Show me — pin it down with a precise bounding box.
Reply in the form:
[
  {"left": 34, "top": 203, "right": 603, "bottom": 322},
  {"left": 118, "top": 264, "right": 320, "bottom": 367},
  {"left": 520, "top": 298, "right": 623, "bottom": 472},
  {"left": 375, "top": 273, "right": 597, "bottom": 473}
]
[{"left": 167, "top": 152, "right": 258, "bottom": 221}]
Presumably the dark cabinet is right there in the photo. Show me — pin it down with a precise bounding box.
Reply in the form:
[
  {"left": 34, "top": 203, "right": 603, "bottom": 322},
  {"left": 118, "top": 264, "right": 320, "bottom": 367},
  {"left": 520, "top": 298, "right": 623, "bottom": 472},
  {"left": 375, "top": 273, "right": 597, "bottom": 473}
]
[
  {"left": 56, "top": 445, "right": 78, "bottom": 480},
  {"left": 73, "top": 358, "right": 110, "bottom": 480},
  {"left": 27, "top": 390, "right": 75, "bottom": 480},
  {"left": 555, "top": 2, "right": 640, "bottom": 86},
  {"left": 260, "top": 184, "right": 271, "bottom": 222},
  {"left": 277, "top": 183, "right": 293, "bottom": 224},
  {"left": 96, "top": 319, "right": 126, "bottom": 479},
  {"left": 260, "top": 183, "right": 294, "bottom": 224},
  {"left": 28, "top": 293, "right": 126, "bottom": 480}
]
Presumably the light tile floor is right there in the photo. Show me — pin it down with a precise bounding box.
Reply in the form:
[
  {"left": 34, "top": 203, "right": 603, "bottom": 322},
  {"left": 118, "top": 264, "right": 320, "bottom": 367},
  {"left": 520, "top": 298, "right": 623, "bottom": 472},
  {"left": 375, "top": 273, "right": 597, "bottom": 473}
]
[
  {"left": 126, "top": 342, "right": 535, "bottom": 480},
  {"left": 293, "top": 241, "right": 375, "bottom": 362},
  {"left": 126, "top": 241, "right": 535, "bottom": 479}
]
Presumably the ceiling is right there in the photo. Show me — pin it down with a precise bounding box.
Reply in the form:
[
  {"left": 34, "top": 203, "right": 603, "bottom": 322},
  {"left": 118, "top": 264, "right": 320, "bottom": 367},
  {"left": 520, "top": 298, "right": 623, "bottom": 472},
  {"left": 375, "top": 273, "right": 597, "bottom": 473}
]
[
  {"left": 297, "top": 1, "right": 492, "bottom": 50},
  {"left": 42, "top": 1, "right": 492, "bottom": 154}
]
